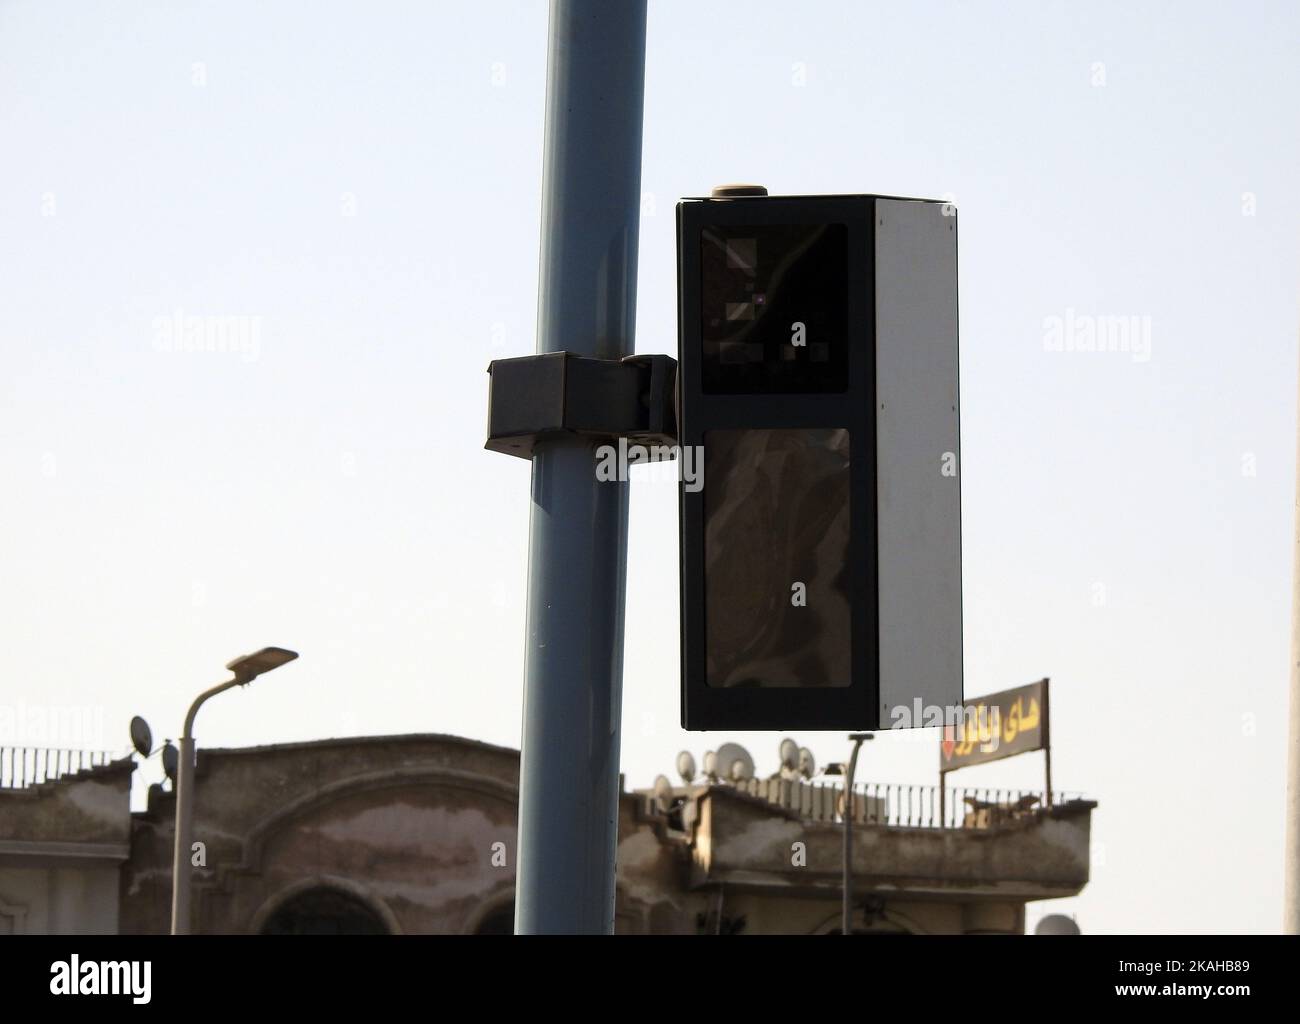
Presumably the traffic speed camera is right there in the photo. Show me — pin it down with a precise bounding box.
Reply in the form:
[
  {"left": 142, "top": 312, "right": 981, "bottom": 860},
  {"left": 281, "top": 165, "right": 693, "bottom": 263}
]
[{"left": 677, "top": 191, "right": 962, "bottom": 731}]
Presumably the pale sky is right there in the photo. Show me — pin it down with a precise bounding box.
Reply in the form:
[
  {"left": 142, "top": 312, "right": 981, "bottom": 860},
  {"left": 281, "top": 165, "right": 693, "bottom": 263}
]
[{"left": 1, "top": 0, "right": 1297, "bottom": 934}]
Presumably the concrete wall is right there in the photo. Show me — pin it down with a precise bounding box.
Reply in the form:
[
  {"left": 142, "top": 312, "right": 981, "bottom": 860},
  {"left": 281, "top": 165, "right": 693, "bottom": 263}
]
[
  {"left": 123, "top": 735, "right": 523, "bottom": 934},
  {"left": 0, "top": 761, "right": 133, "bottom": 934},
  {"left": 0, "top": 865, "right": 121, "bottom": 934},
  {"left": 121, "top": 734, "right": 699, "bottom": 935},
  {"left": 690, "top": 786, "right": 1093, "bottom": 904},
  {"left": 708, "top": 891, "right": 1024, "bottom": 935}
]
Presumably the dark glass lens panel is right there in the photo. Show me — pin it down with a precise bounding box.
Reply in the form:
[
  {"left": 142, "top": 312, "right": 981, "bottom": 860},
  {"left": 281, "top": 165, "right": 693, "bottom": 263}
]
[
  {"left": 704, "top": 428, "right": 851, "bottom": 688},
  {"left": 700, "top": 222, "right": 848, "bottom": 393}
]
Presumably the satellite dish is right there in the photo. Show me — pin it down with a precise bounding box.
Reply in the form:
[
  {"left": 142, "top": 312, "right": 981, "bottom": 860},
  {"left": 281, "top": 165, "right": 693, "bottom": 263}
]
[
  {"left": 778, "top": 738, "right": 799, "bottom": 771},
  {"left": 161, "top": 741, "right": 179, "bottom": 783},
  {"left": 676, "top": 751, "right": 697, "bottom": 784},
  {"left": 798, "top": 746, "right": 816, "bottom": 779},
  {"left": 1035, "top": 914, "right": 1081, "bottom": 936},
  {"left": 653, "top": 775, "right": 674, "bottom": 812},
  {"left": 129, "top": 716, "right": 153, "bottom": 758},
  {"left": 702, "top": 750, "right": 718, "bottom": 780},
  {"left": 715, "top": 742, "right": 754, "bottom": 783}
]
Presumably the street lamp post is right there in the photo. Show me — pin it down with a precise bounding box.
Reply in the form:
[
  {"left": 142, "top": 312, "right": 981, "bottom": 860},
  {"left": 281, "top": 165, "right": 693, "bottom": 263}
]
[
  {"left": 841, "top": 732, "right": 874, "bottom": 935},
  {"left": 170, "top": 647, "right": 298, "bottom": 935}
]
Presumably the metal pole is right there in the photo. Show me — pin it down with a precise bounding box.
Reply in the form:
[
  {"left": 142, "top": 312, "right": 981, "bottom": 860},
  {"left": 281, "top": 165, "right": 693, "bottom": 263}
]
[
  {"left": 1043, "top": 677, "right": 1053, "bottom": 809},
  {"left": 1286, "top": 335, "right": 1300, "bottom": 935},
  {"left": 170, "top": 734, "right": 196, "bottom": 934},
  {"left": 171, "top": 676, "right": 241, "bottom": 935},
  {"left": 841, "top": 733, "right": 872, "bottom": 934},
  {"left": 513, "top": 0, "right": 647, "bottom": 936}
]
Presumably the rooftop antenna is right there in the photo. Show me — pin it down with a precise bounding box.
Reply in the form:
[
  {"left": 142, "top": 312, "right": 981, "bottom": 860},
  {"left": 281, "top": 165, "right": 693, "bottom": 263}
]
[
  {"left": 715, "top": 742, "right": 755, "bottom": 783},
  {"left": 1035, "top": 914, "right": 1081, "bottom": 935},
  {"left": 161, "top": 741, "right": 178, "bottom": 785},
  {"left": 778, "top": 738, "right": 799, "bottom": 773},
  {"left": 129, "top": 716, "right": 154, "bottom": 758},
  {"left": 652, "top": 775, "right": 674, "bottom": 813}
]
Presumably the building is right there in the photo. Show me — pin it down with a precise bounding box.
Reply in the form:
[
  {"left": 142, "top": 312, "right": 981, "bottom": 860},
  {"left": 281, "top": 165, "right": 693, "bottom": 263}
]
[
  {"left": 0, "top": 749, "right": 131, "bottom": 934},
  {"left": 0, "top": 734, "right": 1095, "bottom": 934}
]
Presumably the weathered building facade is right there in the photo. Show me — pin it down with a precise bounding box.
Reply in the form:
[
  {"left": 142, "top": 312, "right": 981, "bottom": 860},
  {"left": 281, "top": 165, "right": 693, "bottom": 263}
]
[
  {"left": 0, "top": 753, "right": 131, "bottom": 934},
  {"left": 1, "top": 734, "right": 1094, "bottom": 934}
]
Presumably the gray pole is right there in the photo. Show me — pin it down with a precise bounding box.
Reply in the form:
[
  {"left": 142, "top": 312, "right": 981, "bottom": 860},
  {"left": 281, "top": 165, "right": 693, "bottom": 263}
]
[
  {"left": 1286, "top": 334, "right": 1300, "bottom": 935},
  {"left": 170, "top": 734, "right": 196, "bottom": 934},
  {"left": 170, "top": 676, "right": 241, "bottom": 935},
  {"left": 513, "top": 0, "right": 647, "bottom": 935},
  {"left": 841, "top": 733, "right": 873, "bottom": 934}
]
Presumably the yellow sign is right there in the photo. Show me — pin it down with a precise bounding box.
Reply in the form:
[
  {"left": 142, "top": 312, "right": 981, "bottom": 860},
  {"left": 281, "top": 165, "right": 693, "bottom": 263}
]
[{"left": 941, "top": 679, "right": 1048, "bottom": 771}]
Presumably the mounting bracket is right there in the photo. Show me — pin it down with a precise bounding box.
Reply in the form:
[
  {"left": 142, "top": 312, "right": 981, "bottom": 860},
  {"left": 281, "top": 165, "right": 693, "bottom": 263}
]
[{"left": 484, "top": 351, "right": 678, "bottom": 459}]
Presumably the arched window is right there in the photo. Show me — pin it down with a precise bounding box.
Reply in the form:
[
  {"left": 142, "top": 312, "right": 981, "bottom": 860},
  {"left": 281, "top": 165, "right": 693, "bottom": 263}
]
[{"left": 259, "top": 887, "right": 389, "bottom": 935}]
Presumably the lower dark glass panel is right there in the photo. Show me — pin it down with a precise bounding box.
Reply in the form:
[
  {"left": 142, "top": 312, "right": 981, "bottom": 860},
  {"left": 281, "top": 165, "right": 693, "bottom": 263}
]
[{"left": 704, "top": 428, "right": 851, "bottom": 688}]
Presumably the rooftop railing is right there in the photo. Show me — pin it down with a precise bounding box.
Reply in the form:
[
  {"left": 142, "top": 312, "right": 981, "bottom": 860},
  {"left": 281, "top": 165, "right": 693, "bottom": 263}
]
[
  {"left": 0, "top": 746, "right": 117, "bottom": 790},
  {"left": 654, "top": 776, "right": 1084, "bottom": 830}
]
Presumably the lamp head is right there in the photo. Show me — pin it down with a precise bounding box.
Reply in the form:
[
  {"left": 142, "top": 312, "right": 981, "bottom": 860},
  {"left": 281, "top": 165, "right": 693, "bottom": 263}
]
[{"left": 226, "top": 646, "right": 299, "bottom": 683}]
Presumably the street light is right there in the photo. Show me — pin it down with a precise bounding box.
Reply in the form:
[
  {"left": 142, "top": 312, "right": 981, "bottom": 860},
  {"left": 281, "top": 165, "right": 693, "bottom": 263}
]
[
  {"left": 170, "top": 647, "right": 298, "bottom": 935},
  {"left": 226, "top": 646, "right": 299, "bottom": 681},
  {"left": 841, "top": 732, "right": 874, "bottom": 935}
]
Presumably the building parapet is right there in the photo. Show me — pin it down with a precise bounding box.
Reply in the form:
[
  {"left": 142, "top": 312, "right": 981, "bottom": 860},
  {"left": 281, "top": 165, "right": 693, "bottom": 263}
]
[
  {"left": 667, "top": 784, "right": 1095, "bottom": 902},
  {"left": 1, "top": 747, "right": 118, "bottom": 791}
]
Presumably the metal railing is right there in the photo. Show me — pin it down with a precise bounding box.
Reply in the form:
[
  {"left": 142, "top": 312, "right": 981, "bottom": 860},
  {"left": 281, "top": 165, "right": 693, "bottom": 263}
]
[
  {"left": 0, "top": 747, "right": 116, "bottom": 790},
  {"left": 725, "top": 776, "right": 1082, "bottom": 830}
]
